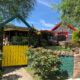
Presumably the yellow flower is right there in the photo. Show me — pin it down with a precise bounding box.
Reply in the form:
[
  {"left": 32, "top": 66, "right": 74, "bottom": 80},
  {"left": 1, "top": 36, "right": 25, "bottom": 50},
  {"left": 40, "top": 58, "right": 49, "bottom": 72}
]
[{"left": 37, "top": 31, "right": 41, "bottom": 35}]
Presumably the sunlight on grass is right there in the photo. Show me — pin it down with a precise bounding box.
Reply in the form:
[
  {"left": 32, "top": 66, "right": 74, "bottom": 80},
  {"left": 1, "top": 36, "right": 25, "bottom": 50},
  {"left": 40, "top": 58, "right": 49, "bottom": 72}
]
[
  {"left": 45, "top": 46, "right": 71, "bottom": 51},
  {"left": 25, "top": 67, "right": 42, "bottom": 80}
]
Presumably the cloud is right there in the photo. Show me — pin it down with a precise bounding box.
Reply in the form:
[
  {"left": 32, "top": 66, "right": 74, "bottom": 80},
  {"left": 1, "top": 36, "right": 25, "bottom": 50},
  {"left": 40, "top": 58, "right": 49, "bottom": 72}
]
[
  {"left": 37, "top": 0, "right": 52, "bottom": 8},
  {"left": 27, "top": 21, "right": 36, "bottom": 24},
  {"left": 40, "top": 20, "right": 55, "bottom": 28},
  {"left": 27, "top": 20, "right": 55, "bottom": 30}
]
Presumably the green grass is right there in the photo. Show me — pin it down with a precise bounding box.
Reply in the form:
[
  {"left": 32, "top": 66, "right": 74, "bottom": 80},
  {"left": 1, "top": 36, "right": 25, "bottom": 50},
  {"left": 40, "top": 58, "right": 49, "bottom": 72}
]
[{"left": 45, "top": 46, "right": 71, "bottom": 51}]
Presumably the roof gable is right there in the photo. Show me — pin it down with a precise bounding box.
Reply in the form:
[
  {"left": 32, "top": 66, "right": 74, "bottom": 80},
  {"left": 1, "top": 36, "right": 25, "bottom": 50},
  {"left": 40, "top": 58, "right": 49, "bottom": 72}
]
[
  {"left": 0, "top": 14, "right": 31, "bottom": 28},
  {"left": 51, "top": 22, "right": 77, "bottom": 31}
]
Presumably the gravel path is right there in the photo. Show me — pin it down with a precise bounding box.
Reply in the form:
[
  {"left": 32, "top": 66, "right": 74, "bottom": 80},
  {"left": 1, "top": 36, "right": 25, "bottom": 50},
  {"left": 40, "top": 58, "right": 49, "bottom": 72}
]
[
  {"left": 2, "top": 67, "right": 80, "bottom": 80},
  {"left": 2, "top": 67, "right": 33, "bottom": 80}
]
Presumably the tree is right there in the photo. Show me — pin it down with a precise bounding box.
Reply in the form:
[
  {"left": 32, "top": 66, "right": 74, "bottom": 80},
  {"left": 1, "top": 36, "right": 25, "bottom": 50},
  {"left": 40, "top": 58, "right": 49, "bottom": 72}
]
[
  {"left": 0, "top": 0, "right": 36, "bottom": 21},
  {"left": 59, "top": 0, "right": 80, "bottom": 27}
]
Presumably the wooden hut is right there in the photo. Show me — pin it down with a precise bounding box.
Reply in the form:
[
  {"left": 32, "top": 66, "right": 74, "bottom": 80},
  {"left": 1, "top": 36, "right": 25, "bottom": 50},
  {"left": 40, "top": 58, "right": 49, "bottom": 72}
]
[
  {"left": 51, "top": 22, "right": 77, "bottom": 40},
  {"left": 3, "top": 25, "right": 29, "bottom": 45}
]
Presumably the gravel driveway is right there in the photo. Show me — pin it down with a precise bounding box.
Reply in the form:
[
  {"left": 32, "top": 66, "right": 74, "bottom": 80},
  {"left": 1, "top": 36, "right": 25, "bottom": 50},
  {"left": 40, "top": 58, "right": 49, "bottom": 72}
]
[{"left": 2, "top": 67, "right": 33, "bottom": 80}]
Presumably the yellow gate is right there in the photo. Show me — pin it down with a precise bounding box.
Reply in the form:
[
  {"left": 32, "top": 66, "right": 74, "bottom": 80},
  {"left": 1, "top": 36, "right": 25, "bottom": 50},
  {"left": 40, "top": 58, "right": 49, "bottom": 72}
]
[{"left": 2, "top": 45, "right": 29, "bottom": 67}]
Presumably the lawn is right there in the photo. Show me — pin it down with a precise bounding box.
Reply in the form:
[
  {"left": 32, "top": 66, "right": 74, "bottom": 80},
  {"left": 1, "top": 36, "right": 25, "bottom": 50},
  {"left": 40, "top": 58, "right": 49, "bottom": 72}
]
[{"left": 45, "top": 46, "right": 71, "bottom": 51}]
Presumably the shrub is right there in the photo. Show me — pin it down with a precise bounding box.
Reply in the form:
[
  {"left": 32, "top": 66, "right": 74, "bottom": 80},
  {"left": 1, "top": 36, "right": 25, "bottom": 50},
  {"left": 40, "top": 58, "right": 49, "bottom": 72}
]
[
  {"left": 27, "top": 47, "right": 68, "bottom": 80},
  {"left": 11, "top": 36, "right": 29, "bottom": 45},
  {"left": 72, "top": 31, "right": 79, "bottom": 42},
  {"left": 57, "top": 35, "right": 66, "bottom": 41}
]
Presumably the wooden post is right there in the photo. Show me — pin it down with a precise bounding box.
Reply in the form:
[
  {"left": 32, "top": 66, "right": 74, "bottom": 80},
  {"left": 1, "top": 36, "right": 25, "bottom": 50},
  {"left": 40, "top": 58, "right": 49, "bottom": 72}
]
[
  {"left": 0, "top": 27, "right": 3, "bottom": 51},
  {"left": 0, "top": 26, "right": 3, "bottom": 78},
  {"left": 73, "top": 54, "right": 80, "bottom": 78}
]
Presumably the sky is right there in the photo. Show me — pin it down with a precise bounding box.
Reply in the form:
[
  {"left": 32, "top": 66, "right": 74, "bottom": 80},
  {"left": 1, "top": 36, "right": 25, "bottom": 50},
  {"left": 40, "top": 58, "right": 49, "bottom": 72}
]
[{"left": 12, "top": 0, "right": 61, "bottom": 30}]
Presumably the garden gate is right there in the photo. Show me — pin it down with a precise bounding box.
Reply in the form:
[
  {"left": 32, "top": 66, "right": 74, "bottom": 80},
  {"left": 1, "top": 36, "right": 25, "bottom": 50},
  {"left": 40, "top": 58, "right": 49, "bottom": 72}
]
[{"left": 2, "top": 45, "right": 29, "bottom": 67}]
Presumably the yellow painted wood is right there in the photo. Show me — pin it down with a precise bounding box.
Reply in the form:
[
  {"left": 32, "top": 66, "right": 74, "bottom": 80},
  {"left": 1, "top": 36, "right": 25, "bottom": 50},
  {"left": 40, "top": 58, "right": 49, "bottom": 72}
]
[{"left": 2, "top": 45, "right": 29, "bottom": 67}]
